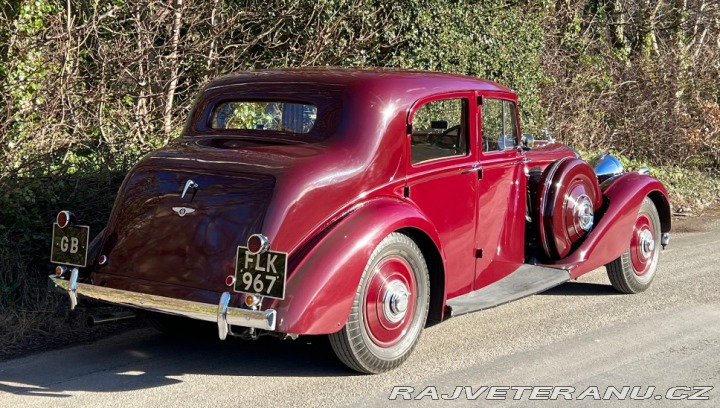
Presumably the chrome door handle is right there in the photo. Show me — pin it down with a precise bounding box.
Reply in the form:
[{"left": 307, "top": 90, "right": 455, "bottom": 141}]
[{"left": 461, "top": 164, "right": 482, "bottom": 174}]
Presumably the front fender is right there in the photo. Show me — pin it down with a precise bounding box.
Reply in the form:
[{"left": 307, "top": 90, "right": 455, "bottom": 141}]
[
  {"left": 547, "top": 172, "right": 670, "bottom": 278},
  {"left": 268, "top": 197, "right": 443, "bottom": 335}
]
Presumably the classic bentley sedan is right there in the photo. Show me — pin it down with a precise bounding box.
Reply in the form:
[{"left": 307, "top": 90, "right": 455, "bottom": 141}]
[{"left": 49, "top": 69, "right": 671, "bottom": 373}]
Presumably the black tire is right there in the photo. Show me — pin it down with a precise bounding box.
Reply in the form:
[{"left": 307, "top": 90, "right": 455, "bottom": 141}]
[
  {"left": 606, "top": 197, "right": 661, "bottom": 294},
  {"left": 329, "top": 232, "right": 430, "bottom": 374}
]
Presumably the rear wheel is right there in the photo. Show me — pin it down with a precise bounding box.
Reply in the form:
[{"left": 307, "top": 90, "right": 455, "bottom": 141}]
[
  {"left": 606, "top": 197, "right": 661, "bottom": 293},
  {"left": 329, "top": 232, "right": 429, "bottom": 374}
]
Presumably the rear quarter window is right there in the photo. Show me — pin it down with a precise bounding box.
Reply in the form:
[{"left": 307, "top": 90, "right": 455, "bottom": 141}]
[{"left": 410, "top": 98, "right": 468, "bottom": 164}]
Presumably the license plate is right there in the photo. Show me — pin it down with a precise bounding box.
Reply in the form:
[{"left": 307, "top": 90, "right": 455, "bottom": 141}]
[
  {"left": 234, "top": 246, "right": 287, "bottom": 300},
  {"left": 50, "top": 223, "right": 90, "bottom": 267}
]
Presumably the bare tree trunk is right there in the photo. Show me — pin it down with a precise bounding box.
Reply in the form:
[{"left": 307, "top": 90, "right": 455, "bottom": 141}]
[
  {"left": 637, "top": 0, "right": 662, "bottom": 59},
  {"left": 607, "top": 0, "right": 630, "bottom": 57},
  {"left": 689, "top": 0, "right": 709, "bottom": 63},
  {"left": 163, "top": 0, "right": 183, "bottom": 143},
  {"left": 673, "top": 0, "right": 689, "bottom": 110},
  {"left": 135, "top": 7, "right": 148, "bottom": 145},
  {"left": 207, "top": 0, "right": 221, "bottom": 70}
]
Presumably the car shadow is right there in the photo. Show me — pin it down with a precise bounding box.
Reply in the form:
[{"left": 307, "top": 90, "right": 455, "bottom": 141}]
[
  {"left": 0, "top": 325, "right": 357, "bottom": 397},
  {"left": 539, "top": 281, "right": 622, "bottom": 297}
]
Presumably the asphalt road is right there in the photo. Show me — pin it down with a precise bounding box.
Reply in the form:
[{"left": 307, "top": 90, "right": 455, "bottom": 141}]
[{"left": 1, "top": 217, "right": 718, "bottom": 407}]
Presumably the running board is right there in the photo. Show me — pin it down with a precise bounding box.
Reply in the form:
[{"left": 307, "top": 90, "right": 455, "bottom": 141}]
[{"left": 446, "top": 265, "right": 571, "bottom": 317}]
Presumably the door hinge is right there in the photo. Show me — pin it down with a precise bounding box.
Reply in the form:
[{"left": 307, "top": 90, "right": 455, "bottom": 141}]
[
  {"left": 475, "top": 248, "right": 483, "bottom": 258},
  {"left": 477, "top": 96, "right": 483, "bottom": 106},
  {"left": 478, "top": 168, "right": 483, "bottom": 180},
  {"left": 403, "top": 186, "right": 410, "bottom": 198}
]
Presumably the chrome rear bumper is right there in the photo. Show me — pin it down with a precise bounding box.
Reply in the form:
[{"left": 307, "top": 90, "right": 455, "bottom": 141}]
[{"left": 48, "top": 270, "right": 276, "bottom": 340}]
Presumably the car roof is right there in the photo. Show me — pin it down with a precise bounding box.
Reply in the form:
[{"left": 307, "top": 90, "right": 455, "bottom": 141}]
[{"left": 203, "top": 68, "right": 514, "bottom": 96}]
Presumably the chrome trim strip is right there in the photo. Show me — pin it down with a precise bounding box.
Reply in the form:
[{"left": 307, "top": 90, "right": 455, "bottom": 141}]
[{"left": 48, "top": 276, "right": 277, "bottom": 334}]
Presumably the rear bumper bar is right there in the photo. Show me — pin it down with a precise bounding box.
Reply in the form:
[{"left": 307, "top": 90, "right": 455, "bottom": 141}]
[{"left": 48, "top": 270, "right": 276, "bottom": 339}]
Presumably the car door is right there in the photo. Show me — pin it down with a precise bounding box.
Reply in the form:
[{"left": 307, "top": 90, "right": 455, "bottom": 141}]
[
  {"left": 405, "top": 92, "right": 479, "bottom": 298},
  {"left": 473, "top": 92, "right": 527, "bottom": 289}
]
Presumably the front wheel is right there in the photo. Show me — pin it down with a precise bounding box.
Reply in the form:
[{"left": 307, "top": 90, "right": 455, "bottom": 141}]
[
  {"left": 606, "top": 197, "right": 662, "bottom": 293},
  {"left": 329, "top": 232, "right": 430, "bottom": 374}
]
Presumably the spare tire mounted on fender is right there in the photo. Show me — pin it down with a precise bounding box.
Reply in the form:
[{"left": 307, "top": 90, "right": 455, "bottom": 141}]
[{"left": 536, "top": 157, "right": 603, "bottom": 260}]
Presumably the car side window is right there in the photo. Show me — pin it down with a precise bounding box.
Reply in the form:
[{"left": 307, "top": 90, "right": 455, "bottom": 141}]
[
  {"left": 482, "top": 98, "right": 518, "bottom": 152},
  {"left": 410, "top": 98, "right": 468, "bottom": 164}
]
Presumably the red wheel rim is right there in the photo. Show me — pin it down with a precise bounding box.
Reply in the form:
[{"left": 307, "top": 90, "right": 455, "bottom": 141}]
[
  {"left": 630, "top": 213, "right": 656, "bottom": 275},
  {"left": 363, "top": 255, "right": 416, "bottom": 348}
]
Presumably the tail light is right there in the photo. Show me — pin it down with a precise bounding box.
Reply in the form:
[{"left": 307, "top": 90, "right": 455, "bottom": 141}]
[
  {"left": 244, "top": 294, "right": 260, "bottom": 308},
  {"left": 247, "top": 234, "right": 270, "bottom": 255},
  {"left": 56, "top": 211, "right": 76, "bottom": 229},
  {"left": 54, "top": 265, "right": 67, "bottom": 277}
]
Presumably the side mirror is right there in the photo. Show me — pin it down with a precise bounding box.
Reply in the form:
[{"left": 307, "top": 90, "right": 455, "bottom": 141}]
[{"left": 521, "top": 133, "right": 535, "bottom": 149}]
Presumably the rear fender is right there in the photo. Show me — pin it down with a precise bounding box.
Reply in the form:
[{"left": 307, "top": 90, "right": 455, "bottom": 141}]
[
  {"left": 267, "top": 197, "right": 443, "bottom": 335},
  {"left": 546, "top": 172, "right": 670, "bottom": 278},
  {"left": 86, "top": 228, "right": 105, "bottom": 271}
]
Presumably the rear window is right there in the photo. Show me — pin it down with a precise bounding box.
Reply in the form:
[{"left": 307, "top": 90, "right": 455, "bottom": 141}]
[{"left": 211, "top": 101, "right": 318, "bottom": 134}]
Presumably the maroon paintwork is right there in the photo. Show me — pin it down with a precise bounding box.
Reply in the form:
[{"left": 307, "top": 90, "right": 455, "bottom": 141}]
[{"left": 80, "top": 68, "right": 671, "bottom": 335}]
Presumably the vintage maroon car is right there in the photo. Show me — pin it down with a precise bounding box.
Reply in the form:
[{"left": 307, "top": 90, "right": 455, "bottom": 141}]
[{"left": 49, "top": 69, "right": 671, "bottom": 373}]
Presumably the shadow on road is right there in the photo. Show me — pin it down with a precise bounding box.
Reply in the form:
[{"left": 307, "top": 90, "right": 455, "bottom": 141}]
[
  {"left": 538, "top": 281, "right": 621, "bottom": 297},
  {"left": 0, "top": 326, "right": 356, "bottom": 397}
]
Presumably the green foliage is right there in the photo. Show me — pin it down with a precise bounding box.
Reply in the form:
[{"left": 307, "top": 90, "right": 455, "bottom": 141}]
[
  {"left": 580, "top": 149, "right": 720, "bottom": 212},
  {"left": 0, "top": 0, "right": 552, "bottom": 184},
  {"left": 1, "top": 0, "right": 54, "bottom": 110},
  {"left": 413, "top": 99, "right": 463, "bottom": 131},
  {"left": 383, "top": 0, "right": 549, "bottom": 132},
  {"left": 226, "top": 103, "right": 276, "bottom": 130}
]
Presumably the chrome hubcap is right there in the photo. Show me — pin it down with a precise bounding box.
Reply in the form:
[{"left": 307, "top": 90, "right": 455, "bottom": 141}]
[
  {"left": 639, "top": 229, "right": 655, "bottom": 259},
  {"left": 383, "top": 280, "right": 410, "bottom": 323},
  {"left": 575, "top": 194, "right": 594, "bottom": 232}
]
